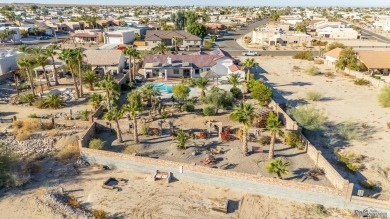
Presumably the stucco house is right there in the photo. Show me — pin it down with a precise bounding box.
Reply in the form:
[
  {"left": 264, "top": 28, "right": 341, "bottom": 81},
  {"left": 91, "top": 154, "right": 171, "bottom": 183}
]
[
  {"left": 84, "top": 49, "right": 126, "bottom": 74},
  {"left": 144, "top": 30, "right": 202, "bottom": 50},
  {"left": 104, "top": 30, "right": 135, "bottom": 44}
]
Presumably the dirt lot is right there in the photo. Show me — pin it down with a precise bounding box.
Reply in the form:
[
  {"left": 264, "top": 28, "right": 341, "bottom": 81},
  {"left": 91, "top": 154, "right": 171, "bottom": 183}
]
[{"left": 249, "top": 55, "right": 390, "bottom": 198}]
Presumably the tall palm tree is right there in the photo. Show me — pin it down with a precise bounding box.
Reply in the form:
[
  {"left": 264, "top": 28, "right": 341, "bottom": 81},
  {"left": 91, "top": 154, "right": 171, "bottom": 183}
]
[
  {"left": 242, "top": 58, "right": 256, "bottom": 83},
  {"left": 124, "top": 91, "right": 144, "bottom": 144},
  {"left": 17, "top": 56, "right": 36, "bottom": 96},
  {"left": 35, "top": 55, "right": 51, "bottom": 87},
  {"left": 97, "top": 75, "right": 119, "bottom": 111},
  {"left": 16, "top": 44, "right": 30, "bottom": 53},
  {"left": 83, "top": 70, "right": 97, "bottom": 91},
  {"left": 44, "top": 44, "right": 59, "bottom": 85},
  {"left": 266, "top": 158, "right": 290, "bottom": 179},
  {"left": 266, "top": 112, "right": 284, "bottom": 160},
  {"left": 59, "top": 48, "right": 80, "bottom": 98},
  {"left": 89, "top": 93, "right": 103, "bottom": 110},
  {"left": 154, "top": 42, "right": 168, "bottom": 54},
  {"left": 73, "top": 47, "right": 85, "bottom": 97},
  {"left": 123, "top": 46, "right": 136, "bottom": 81},
  {"left": 131, "top": 49, "right": 140, "bottom": 80},
  {"left": 230, "top": 102, "right": 256, "bottom": 156},
  {"left": 227, "top": 73, "right": 241, "bottom": 88},
  {"left": 195, "top": 78, "right": 209, "bottom": 98},
  {"left": 103, "top": 107, "right": 125, "bottom": 143}
]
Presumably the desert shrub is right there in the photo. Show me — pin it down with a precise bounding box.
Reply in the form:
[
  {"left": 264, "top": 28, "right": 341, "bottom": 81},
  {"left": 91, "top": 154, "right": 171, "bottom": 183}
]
[
  {"left": 18, "top": 83, "right": 31, "bottom": 90},
  {"left": 28, "top": 113, "right": 38, "bottom": 118},
  {"left": 354, "top": 78, "right": 370, "bottom": 86},
  {"left": 89, "top": 139, "right": 105, "bottom": 150},
  {"left": 67, "top": 195, "right": 80, "bottom": 208},
  {"left": 182, "top": 78, "right": 196, "bottom": 87},
  {"left": 336, "top": 121, "right": 360, "bottom": 140},
  {"left": 285, "top": 132, "right": 304, "bottom": 149},
  {"left": 314, "top": 59, "right": 324, "bottom": 64},
  {"left": 80, "top": 110, "right": 91, "bottom": 121},
  {"left": 359, "top": 180, "right": 376, "bottom": 190},
  {"left": 309, "top": 204, "right": 328, "bottom": 216},
  {"left": 92, "top": 209, "right": 108, "bottom": 219},
  {"left": 305, "top": 167, "right": 325, "bottom": 181},
  {"left": 287, "top": 106, "right": 327, "bottom": 132},
  {"left": 55, "top": 144, "right": 80, "bottom": 161},
  {"left": 230, "top": 87, "right": 242, "bottom": 99},
  {"left": 387, "top": 122, "right": 390, "bottom": 129},
  {"left": 325, "top": 71, "right": 334, "bottom": 78},
  {"left": 12, "top": 119, "right": 41, "bottom": 141},
  {"left": 293, "top": 51, "right": 314, "bottom": 61},
  {"left": 202, "top": 87, "right": 235, "bottom": 113},
  {"left": 15, "top": 130, "right": 31, "bottom": 141},
  {"left": 47, "top": 129, "right": 59, "bottom": 137},
  {"left": 304, "top": 66, "right": 321, "bottom": 76},
  {"left": 34, "top": 99, "right": 45, "bottom": 109},
  {"left": 291, "top": 65, "right": 301, "bottom": 72},
  {"left": 124, "top": 145, "right": 139, "bottom": 155},
  {"left": 20, "top": 93, "right": 35, "bottom": 105},
  {"left": 336, "top": 150, "right": 364, "bottom": 172},
  {"left": 305, "top": 91, "right": 323, "bottom": 101},
  {"left": 203, "top": 106, "right": 216, "bottom": 116},
  {"left": 140, "top": 124, "right": 150, "bottom": 136},
  {"left": 326, "top": 42, "right": 345, "bottom": 51},
  {"left": 43, "top": 94, "right": 64, "bottom": 109},
  {"left": 258, "top": 135, "right": 271, "bottom": 145},
  {"left": 378, "top": 85, "right": 390, "bottom": 108},
  {"left": 203, "top": 40, "right": 213, "bottom": 49},
  {"left": 185, "top": 103, "right": 195, "bottom": 112},
  {"left": 0, "top": 147, "right": 24, "bottom": 189}
]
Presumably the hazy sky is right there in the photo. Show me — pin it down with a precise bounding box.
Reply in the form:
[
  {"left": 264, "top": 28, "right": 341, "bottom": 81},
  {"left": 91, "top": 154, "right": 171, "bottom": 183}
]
[{"left": 3, "top": 0, "right": 390, "bottom": 7}]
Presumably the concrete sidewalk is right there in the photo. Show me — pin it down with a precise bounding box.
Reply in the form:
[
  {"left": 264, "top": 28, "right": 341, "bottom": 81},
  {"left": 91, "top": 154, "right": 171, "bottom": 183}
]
[{"left": 83, "top": 153, "right": 390, "bottom": 214}]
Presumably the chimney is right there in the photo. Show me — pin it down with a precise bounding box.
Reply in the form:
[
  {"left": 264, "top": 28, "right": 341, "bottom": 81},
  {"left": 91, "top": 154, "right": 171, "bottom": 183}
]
[{"left": 167, "top": 56, "right": 172, "bottom": 64}]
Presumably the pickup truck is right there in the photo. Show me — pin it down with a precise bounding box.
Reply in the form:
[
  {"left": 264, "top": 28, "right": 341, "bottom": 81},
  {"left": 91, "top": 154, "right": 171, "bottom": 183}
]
[{"left": 242, "top": 51, "right": 258, "bottom": 56}]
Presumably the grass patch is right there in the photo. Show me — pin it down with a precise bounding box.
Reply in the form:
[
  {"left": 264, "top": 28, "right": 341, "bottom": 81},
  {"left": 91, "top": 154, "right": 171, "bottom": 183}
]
[
  {"left": 304, "top": 66, "right": 321, "bottom": 76},
  {"left": 336, "top": 121, "right": 360, "bottom": 140},
  {"left": 293, "top": 51, "right": 314, "bottom": 61},
  {"left": 305, "top": 90, "right": 323, "bottom": 101}
]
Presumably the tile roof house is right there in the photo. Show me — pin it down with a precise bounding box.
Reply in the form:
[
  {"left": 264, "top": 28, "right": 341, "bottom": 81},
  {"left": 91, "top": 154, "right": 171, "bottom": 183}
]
[
  {"left": 84, "top": 49, "right": 126, "bottom": 74},
  {"left": 141, "top": 49, "right": 238, "bottom": 80},
  {"left": 144, "top": 30, "right": 202, "bottom": 50},
  {"left": 324, "top": 47, "right": 343, "bottom": 64},
  {"left": 357, "top": 50, "right": 390, "bottom": 75}
]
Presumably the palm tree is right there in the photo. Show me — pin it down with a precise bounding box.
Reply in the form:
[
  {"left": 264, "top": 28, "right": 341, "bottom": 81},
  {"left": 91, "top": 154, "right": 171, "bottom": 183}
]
[
  {"left": 20, "top": 92, "right": 35, "bottom": 105},
  {"left": 123, "top": 46, "right": 136, "bottom": 81},
  {"left": 89, "top": 93, "right": 103, "bottom": 110},
  {"left": 124, "top": 91, "right": 144, "bottom": 144},
  {"left": 44, "top": 44, "right": 59, "bottom": 85},
  {"left": 59, "top": 48, "right": 80, "bottom": 98},
  {"left": 43, "top": 94, "right": 64, "bottom": 109},
  {"left": 17, "top": 44, "right": 30, "bottom": 53},
  {"left": 103, "top": 107, "right": 125, "bottom": 143},
  {"left": 266, "top": 158, "right": 290, "bottom": 179},
  {"left": 266, "top": 112, "right": 284, "bottom": 160},
  {"left": 154, "top": 42, "right": 168, "bottom": 54},
  {"left": 195, "top": 78, "right": 209, "bottom": 98},
  {"left": 227, "top": 73, "right": 241, "bottom": 88},
  {"left": 173, "top": 131, "right": 191, "bottom": 149},
  {"left": 17, "top": 56, "right": 36, "bottom": 96},
  {"left": 35, "top": 55, "right": 51, "bottom": 87},
  {"left": 97, "top": 75, "right": 119, "bottom": 111},
  {"left": 131, "top": 49, "right": 140, "bottom": 80},
  {"left": 83, "top": 70, "right": 97, "bottom": 91},
  {"left": 73, "top": 47, "right": 85, "bottom": 97},
  {"left": 230, "top": 102, "right": 256, "bottom": 156},
  {"left": 242, "top": 58, "right": 256, "bottom": 83},
  {"left": 140, "top": 84, "right": 160, "bottom": 107}
]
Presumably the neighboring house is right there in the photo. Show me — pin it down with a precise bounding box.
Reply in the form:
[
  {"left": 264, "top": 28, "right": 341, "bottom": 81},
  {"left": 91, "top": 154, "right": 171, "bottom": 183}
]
[
  {"left": 316, "top": 27, "right": 360, "bottom": 39},
  {"left": 103, "top": 30, "right": 135, "bottom": 44},
  {"left": 0, "top": 49, "right": 20, "bottom": 80},
  {"left": 205, "top": 23, "right": 226, "bottom": 35},
  {"left": 373, "top": 20, "right": 390, "bottom": 31},
  {"left": 357, "top": 50, "right": 390, "bottom": 75},
  {"left": 279, "top": 15, "right": 303, "bottom": 25},
  {"left": 108, "top": 25, "right": 151, "bottom": 39},
  {"left": 141, "top": 48, "right": 236, "bottom": 80},
  {"left": 0, "top": 27, "right": 22, "bottom": 42},
  {"left": 144, "top": 30, "right": 202, "bottom": 50},
  {"left": 324, "top": 47, "right": 343, "bottom": 64},
  {"left": 84, "top": 49, "right": 126, "bottom": 74},
  {"left": 251, "top": 27, "right": 312, "bottom": 47},
  {"left": 72, "top": 30, "right": 103, "bottom": 44}
]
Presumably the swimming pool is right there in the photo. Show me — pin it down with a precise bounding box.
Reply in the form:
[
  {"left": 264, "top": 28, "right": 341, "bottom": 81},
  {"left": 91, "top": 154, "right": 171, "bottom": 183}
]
[{"left": 153, "top": 83, "right": 173, "bottom": 93}]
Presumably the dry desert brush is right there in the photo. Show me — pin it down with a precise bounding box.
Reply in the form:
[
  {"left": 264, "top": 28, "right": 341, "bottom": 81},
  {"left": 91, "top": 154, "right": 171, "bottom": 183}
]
[
  {"left": 304, "top": 66, "right": 321, "bottom": 76},
  {"left": 287, "top": 105, "right": 327, "bottom": 132},
  {"left": 378, "top": 85, "right": 390, "bottom": 108},
  {"left": 305, "top": 90, "right": 323, "bottom": 101}
]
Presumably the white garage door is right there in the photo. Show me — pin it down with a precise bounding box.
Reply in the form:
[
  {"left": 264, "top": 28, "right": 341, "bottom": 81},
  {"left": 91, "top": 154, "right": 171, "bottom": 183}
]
[{"left": 108, "top": 37, "right": 122, "bottom": 44}]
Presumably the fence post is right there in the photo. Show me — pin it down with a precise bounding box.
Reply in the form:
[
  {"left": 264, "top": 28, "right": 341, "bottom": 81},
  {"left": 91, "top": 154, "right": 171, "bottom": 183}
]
[{"left": 344, "top": 181, "right": 353, "bottom": 202}]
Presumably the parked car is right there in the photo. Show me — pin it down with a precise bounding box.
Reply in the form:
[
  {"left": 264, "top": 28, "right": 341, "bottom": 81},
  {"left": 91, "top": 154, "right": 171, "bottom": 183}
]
[{"left": 242, "top": 51, "right": 258, "bottom": 56}]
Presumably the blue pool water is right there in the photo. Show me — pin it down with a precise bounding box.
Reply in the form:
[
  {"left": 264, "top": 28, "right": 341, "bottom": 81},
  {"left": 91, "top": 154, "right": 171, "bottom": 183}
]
[{"left": 153, "top": 83, "right": 173, "bottom": 93}]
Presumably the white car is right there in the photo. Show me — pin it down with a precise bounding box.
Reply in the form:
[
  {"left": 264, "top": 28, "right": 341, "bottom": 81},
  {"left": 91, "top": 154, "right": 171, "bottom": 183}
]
[{"left": 242, "top": 51, "right": 258, "bottom": 56}]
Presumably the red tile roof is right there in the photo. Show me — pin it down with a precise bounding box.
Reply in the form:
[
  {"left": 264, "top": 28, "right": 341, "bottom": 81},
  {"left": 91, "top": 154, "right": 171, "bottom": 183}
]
[
  {"left": 324, "top": 47, "right": 343, "bottom": 59},
  {"left": 228, "top": 64, "right": 240, "bottom": 72}
]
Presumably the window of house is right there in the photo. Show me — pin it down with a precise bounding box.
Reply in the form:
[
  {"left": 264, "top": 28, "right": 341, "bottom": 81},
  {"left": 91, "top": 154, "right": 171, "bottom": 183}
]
[
  {"left": 283, "top": 41, "right": 288, "bottom": 44},
  {"left": 173, "top": 69, "right": 179, "bottom": 74},
  {"left": 153, "top": 41, "right": 157, "bottom": 43},
  {"left": 195, "top": 69, "right": 200, "bottom": 75},
  {"left": 293, "top": 41, "right": 298, "bottom": 43}
]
